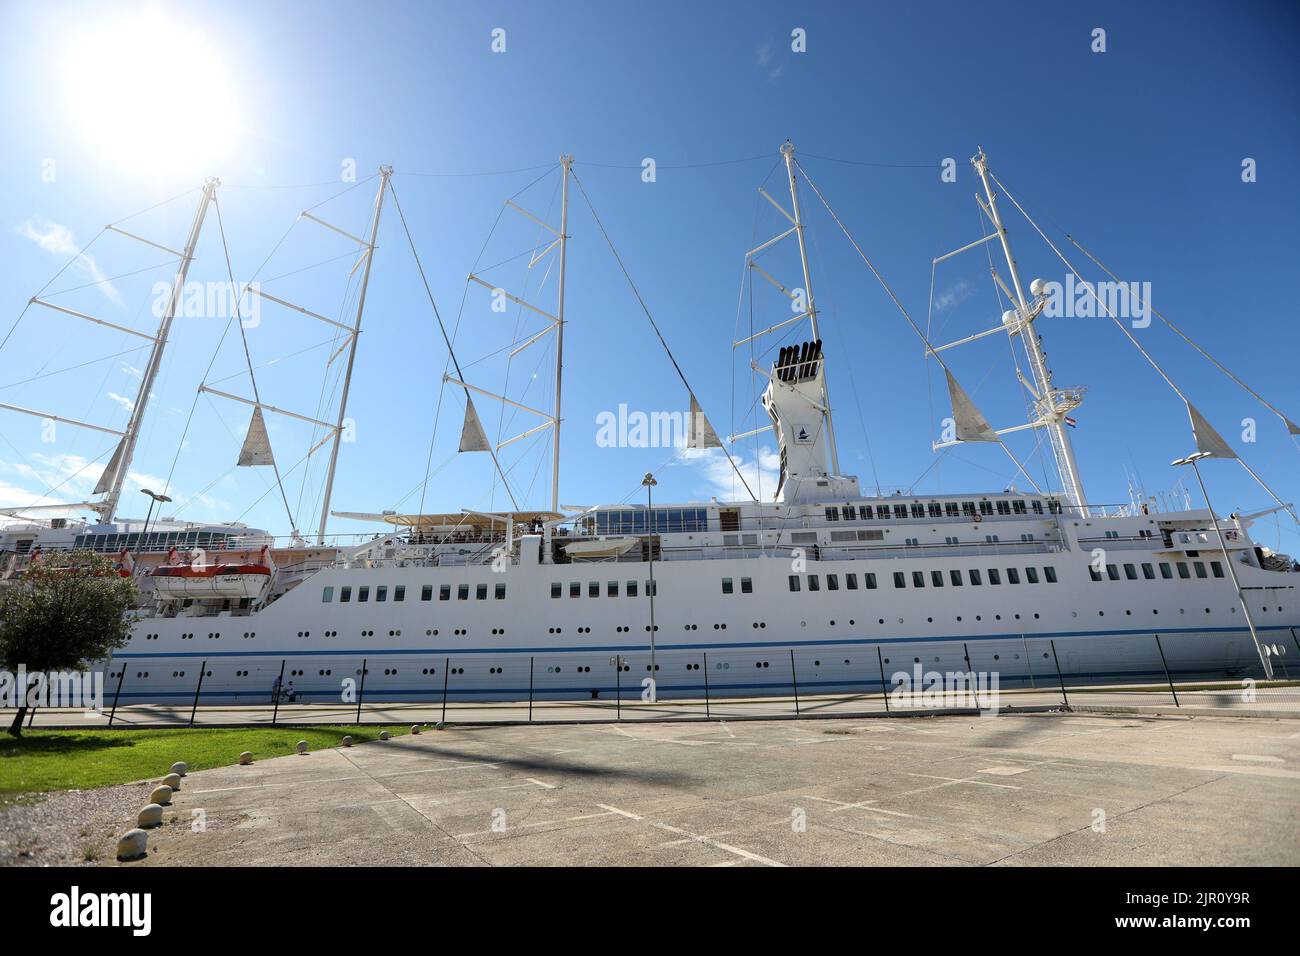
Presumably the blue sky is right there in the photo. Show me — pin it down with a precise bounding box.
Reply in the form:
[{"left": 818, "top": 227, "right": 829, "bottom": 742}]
[{"left": 1, "top": 0, "right": 1297, "bottom": 554}]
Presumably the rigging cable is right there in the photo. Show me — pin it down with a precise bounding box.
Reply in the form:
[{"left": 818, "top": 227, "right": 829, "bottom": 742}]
[{"left": 569, "top": 166, "right": 758, "bottom": 503}]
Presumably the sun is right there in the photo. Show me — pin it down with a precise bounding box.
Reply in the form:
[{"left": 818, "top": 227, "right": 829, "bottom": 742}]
[{"left": 61, "top": 9, "right": 242, "bottom": 178}]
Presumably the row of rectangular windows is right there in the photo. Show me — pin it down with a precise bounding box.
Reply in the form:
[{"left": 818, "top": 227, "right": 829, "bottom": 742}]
[
  {"left": 550, "top": 580, "right": 660, "bottom": 599},
  {"left": 788, "top": 565, "right": 1059, "bottom": 592},
  {"left": 322, "top": 583, "right": 508, "bottom": 603},
  {"left": 1092, "top": 560, "right": 1223, "bottom": 582},
  {"left": 824, "top": 499, "right": 1058, "bottom": 522}
]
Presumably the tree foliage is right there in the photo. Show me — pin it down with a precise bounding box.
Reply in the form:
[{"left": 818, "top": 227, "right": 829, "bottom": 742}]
[{"left": 0, "top": 550, "right": 138, "bottom": 736}]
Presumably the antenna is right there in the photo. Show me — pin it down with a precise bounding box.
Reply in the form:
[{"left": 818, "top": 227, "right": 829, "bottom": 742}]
[{"left": 971, "top": 149, "right": 1089, "bottom": 515}]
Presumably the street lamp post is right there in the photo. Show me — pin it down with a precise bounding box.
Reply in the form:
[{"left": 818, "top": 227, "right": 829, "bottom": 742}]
[
  {"left": 136, "top": 488, "right": 172, "bottom": 562},
  {"left": 1172, "top": 452, "right": 1273, "bottom": 679},
  {"left": 642, "top": 472, "right": 658, "bottom": 703}
]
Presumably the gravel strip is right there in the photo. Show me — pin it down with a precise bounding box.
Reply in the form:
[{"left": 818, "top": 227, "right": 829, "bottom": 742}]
[{"left": 0, "top": 782, "right": 154, "bottom": 867}]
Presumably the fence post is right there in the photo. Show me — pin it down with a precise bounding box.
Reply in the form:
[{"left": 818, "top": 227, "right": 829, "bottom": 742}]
[
  {"left": 963, "top": 642, "right": 981, "bottom": 711},
  {"left": 355, "top": 658, "right": 367, "bottom": 724},
  {"left": 876, "top": 646, "right": 890, "bottom": 713},
  {"left": 790, "top": 649, "right": 800, "bottom": 716},
  {"left": 528, "top": 656, "right": 534, "bottom": 722},
  {"left": 271, "top": 659, "right": 286, "bottom": 726},
  {"left": 703, "top": 652, "right": 711, "bottom": 719},
  {"left": 1153, "top": 634, "right": 1179, "bottom": 707},
  {"left": 616, "top": 659, "right": 621, "bottom": 721},
  {"left": 189, "top": 660, "right": 207, "bottom": 727},
  {"left": 441, "top": 657, "right": 450, "bottom": 724},
  {"left": 1049, "top": 639, "right": 1070, "bottom": 709},
  {"left": 108, "top": 663, "right": 127, "bottom": 727}
]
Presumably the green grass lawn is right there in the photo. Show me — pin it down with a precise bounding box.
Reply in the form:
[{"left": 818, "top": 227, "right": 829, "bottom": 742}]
[{"left": 0, "top": 725, "right": 410, "bottom": 796}]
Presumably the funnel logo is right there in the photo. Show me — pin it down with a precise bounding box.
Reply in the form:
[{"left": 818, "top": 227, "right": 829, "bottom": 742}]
[{"left": 794, "top": 424, "right": 813, "bottom": 444}]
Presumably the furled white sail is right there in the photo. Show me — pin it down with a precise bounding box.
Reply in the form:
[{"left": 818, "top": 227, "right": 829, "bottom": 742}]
[
  {"left": 237, "top": 407, "right": 276, "bottom": 466},
  {"left": 458, "top": 395, "right": 491, "bottom": 452}
]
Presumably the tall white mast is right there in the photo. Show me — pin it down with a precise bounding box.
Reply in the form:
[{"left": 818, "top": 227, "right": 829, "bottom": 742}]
[
  {"left": 551, "top": 155, "right": 572, "bottom": 514},
  {"left": 972, "top": 149, "right": 1088, "bottom": 515},
  {"left": 102, "top": 177, "right": 220, "bottom": 523},
  {"left": 781, "top": 142, "right": 840, "bottom": 475},
  {"left": 317, "top": 166, "right": 392, "bottom": 543}
]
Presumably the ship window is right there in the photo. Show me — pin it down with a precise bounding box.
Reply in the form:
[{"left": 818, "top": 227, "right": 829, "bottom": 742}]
[
  {"left": 893, "top": 572, "right": 906, "bottom": 588},
  {"left": 440, "top": 585, "right": 451, "bottom": 601},
  {"left": 627, "top": 580, "right": 638, "bottom": 597},
  {"left": 1012, "top": 500, "right": 1027, "bottom": 514},
  {"left": 987, "top": 568, "right": 1001, "bottom": 585},
  {"left": 358, "top": 586, "right": 369, "bottom": 602},
  {"left": 930, "top": 570, "right": 944, "bottom": 587},
  {"left": 843, "top": 505, "right": 856, "bottom": 520},
  {"left": 722, "top": 577, "right": 734, "bottom": 594},
  {"left": 825, "top": 508, "right": 839, "bottom": 522},
  {"left": 1106, "top": 564, "right": 1120, "bottom": 581},
  {"left": 962, "top": 502, "right": 976, "bottom": 516},
  {"left": 741, "top": 577, "right": 753, "bottom": 594},
  {"left": 496, "top": 583, "right": 506, "bottom": 599},
  {"left": 827, "top": 574, "right": 839, "bottom": 591},
  {"left": 894, "top": 505, "right": 908, "bottom": 518},
  {"left": 845, "top": 574, "right": 858, "bottom": 591},
  {"left": 808, "top": 575, "right": 820, "bottom": 592},
  {"left": 322, "top": 587, "right": 334, "bottom": 602},
  {"left": 969, "top": 568, "right": 982, "bottom": 586},
  {"left": 1141, "top": 563, "right": 1155, "bottom": 580},
  {"left": 979, "top": 501, "right": 994, "bottom": 515},
  {"left": 376, "top": 586, "right": 388, "bottom": 602},
  {"left": 421, "top": 585, "right": 433, "bottom": 601},
  {"left": 928, "top": 502, "right": 942, "bottom": 517},
  {"left": 1044, "top": 566, "right": 1058, "bottom": 583},
  {"left": 1089, "top": 567, "right": 1103, "bottom": 582},
  {"left": 950, "top": 569, "right": 963, "bottom": 586},
  {"left": 996, "top": 501, "right": 1011, "bottom": 515},
  {"left": 1026, "top": 567, "right": 1039, "bottom": 584},
  {"left": 1211, "top": 561, "right": 1224, "bottom": 578},
  {"left": 394, "top": 586, "right": 405, "bottom": 602},
  {"left": 865, "top": 573, "right": 877, "bottom": 589},
  {"left": 457, "top": 585, "right": 469, "bottom": 600},
  {"left": 646, "top": 580, "right": 657, "bottom": 596},
  {"left": 1006, "top": 567, "right": 1020, "bottom": 584},
  {"left": 340, "top": 587, "right": 352, "bottom": 603},
  {"left": 912, "top": 571, "right": 925, "bottom": 588},
  {"left": 607, "top": 581, "right": 618, "bottom": 597},
  {"left": 570, "top": 582, "right": 581, "bottom": 598},
  {"left": 1194, "top": 561, "right": 1207, "bottom": 578},
  {"left": 551, "top": 583, "right": 562, "bottom": 599},
  {"left": 589, "top": 581, "right": 600, "bottom": 597},
  {"left": 476, "top": 584, "right": 488, "bottom": 600},
  {"left": 1123, "top": 564, "right": 1137, "bottom": 580},
  {"left": 911, "top": 504, "right": 925, "bottom": 518},
  {"left": 1177, "top": 562, "right": 1190, "bottom": 579},
  {"left": 861, "top": 505, "right": 874, "bottom": 519}
]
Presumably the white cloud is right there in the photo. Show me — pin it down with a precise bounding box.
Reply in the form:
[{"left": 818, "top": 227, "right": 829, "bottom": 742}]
[
  {"left": 934, "top": 279, "right": 972, "bottom": 312},
  {"left": 16, "top": 218, "right": 124, "bottom": 306},
  {"left": 106, "top": 391, "right": 135, "bottom": 413},
  {"left": 679, "top": 444, "right": 780, "bottom": 501}
]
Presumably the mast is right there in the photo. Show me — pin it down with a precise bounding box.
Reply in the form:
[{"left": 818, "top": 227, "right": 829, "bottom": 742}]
[
  {"left": 551, "top": 155, "right": 572, "bottom": 514},
  {"left": 972, "top": 149, "right": 1088, "bottom": 515},
  {"left": 316, "top": 166, "right": 392, "bottom": 543},
  {"left": 781, "top": 142, "right": 840, "bottom": 475},
  {"left": 103, "top": 178, "right": 219, "bottom": 523}
]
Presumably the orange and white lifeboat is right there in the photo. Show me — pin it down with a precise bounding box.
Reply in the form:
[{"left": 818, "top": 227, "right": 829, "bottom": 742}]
[{"left": 150, "top": 545, "right": 274, "bottom": 602}]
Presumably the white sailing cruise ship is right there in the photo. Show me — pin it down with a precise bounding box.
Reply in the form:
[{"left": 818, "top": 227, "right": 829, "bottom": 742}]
[{"left": 3, "top": 145, "right": 1298, "bottom": 705}]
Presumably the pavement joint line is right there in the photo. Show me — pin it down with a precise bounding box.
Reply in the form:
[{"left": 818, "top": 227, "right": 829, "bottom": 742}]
[
  {"left": 902, "top": 772, "right": 1023, "bottom": 793},
  {"left": 981, "top": 771, "right": 1233, "bottom": 867},
  {"left": 333, "top": 747, "right": 494, "bottom": 867},
  {"left": 802, "top": 794, "right": 918, "bottom": 819},
  {"left": 455, "top": 810, "right": 619, "bottom": 840},
  {"left": 595, "top": 802, "right": 787, "bottom": 867},
  {"left": 525, "top": 777, "right": 557, "bottom": 789}
]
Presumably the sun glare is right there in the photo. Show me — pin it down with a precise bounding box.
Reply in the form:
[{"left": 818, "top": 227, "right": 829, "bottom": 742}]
[{"left": 61, "top": 9, "right": 241, "bottom": 177}]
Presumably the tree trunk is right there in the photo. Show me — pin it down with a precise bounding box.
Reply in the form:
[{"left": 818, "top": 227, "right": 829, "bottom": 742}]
[{"left": 7, "top": 706, "right": 26, "bottom": 738}]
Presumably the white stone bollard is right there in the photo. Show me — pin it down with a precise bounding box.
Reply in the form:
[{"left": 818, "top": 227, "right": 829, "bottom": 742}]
[
  {"left": 117, "top": 829, "right": 148, "bottom": 861},
  {"left": 148, "top": 784, "right": 172, "bottom": 806},
  {"left": 378, "top": 730, "right": 391, "bottom": 740},
  {"left": 137, "top": 804, "right": 164, "bottom": 829},
  {"left": 411, "top": 725, "right": 421, "bottom": 735},
  {"left": 239, "top": 751, "right": 254, "bottom": 765},
  {"left": 162, "top": 772, "right": 182, "bottom": 791},
  {"left": 296, "top": 740, "right": 309, "bottom": 754},
  {"left": 170, "top": 761, "right": 188, "bottom": 777},
  {"left": 341, "top": 736, "right": 353, "bottom": 748}
]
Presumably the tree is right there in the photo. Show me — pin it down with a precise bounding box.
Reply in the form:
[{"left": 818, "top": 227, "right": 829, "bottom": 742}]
[{"left": 0, "top": 550, "right": 138, "bottom": 737}]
